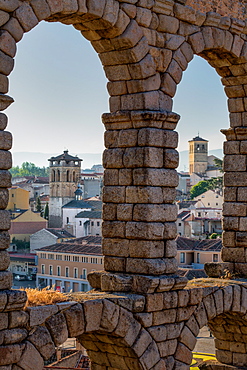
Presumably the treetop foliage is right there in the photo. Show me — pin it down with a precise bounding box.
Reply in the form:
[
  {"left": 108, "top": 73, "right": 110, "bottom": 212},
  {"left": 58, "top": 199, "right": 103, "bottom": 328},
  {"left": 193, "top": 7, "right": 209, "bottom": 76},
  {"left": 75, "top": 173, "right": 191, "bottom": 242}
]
[
  {"left": 10, "top": 162, "right": 49, "bottom": 178},
  {"left": 190, "top": 177, "right": 223, "bottom": 199}
]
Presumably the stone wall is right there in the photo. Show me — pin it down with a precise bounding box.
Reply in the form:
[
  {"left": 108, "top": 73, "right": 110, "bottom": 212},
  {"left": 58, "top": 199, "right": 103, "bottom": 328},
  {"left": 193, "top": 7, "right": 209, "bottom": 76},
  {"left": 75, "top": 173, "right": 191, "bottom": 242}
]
[{"left": 186, "top": 0, "right": 247, "bottom": 20}]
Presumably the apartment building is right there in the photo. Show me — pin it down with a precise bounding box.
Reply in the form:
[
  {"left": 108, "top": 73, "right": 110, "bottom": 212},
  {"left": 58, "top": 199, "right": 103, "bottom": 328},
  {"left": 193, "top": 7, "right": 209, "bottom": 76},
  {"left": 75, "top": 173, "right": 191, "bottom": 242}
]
[{"left": 36, "top": 236, "right": 103, "bottom": 292}]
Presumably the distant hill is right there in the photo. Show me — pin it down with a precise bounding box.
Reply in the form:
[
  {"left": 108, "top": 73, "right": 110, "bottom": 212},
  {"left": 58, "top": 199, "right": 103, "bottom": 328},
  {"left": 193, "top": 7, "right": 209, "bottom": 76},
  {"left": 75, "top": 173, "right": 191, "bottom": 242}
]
[
  {"left": 12, "top": 149, "right": 223, "bottom": 172},
  {"left": 178, "top": 149, "right": 223, "bottom": 172},
  {"left": 12, "top": 152, "right": 103, "bottom": 170}
]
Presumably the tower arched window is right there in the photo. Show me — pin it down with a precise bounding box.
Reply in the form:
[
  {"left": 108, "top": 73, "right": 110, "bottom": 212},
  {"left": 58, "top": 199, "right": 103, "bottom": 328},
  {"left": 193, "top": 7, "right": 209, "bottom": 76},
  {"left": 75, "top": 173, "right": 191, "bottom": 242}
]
[
  {"left": 52, "top": 169, "right": 55, "bottom": 182},
  {"left": 67, "top": 170, "right": 70, "bottom": 182},
  {"left": 73, "top": 171, "right": 76, "bottom": 182},
  {"left": 57, "top": 170, "right": 60, "bottom": 182}
]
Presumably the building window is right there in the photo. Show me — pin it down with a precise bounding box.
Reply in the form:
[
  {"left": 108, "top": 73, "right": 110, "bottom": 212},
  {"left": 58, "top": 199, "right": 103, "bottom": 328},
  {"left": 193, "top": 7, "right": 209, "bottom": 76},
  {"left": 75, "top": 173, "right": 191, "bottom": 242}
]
[
  {"left": 66, "top": 217, "right": 69, "bottom": 224},
  {"left": 216, "top": 203, "right": 218, "bottom": 206},
  {"left": 57, "top": 266, "right": 61, "bottom": 276},
  {"left": 213, "top": 254, "right": 218, "bottom": 262},
  {"left": 74, "top": 268, "right": 78, "bottom": 278},
  {"left": 79, "top": 221, "right": 82, "bottom": 226},
  {"left": 100, "top": 259, "right": 103, "bottom": 264},
  {"left": 196, "top": 253, "right": 200, "bottom": 263},
  {"left": 208, "top": 203, "right": 210, "bottom": 206},
  {"left": 82, "top": 256, "right": 88, "bottom": 263},
  {"left": 97, "top": 221, "right": 100, "bottom": 227},
  {"left": 48, "top": 254, "right": 54, "bottom": 260},
  {"left": 180, "top": 252, "right": 185, "bottom": 264},
  {"left": 178, "top": 222, "right": 182, "bottom": 226},
  {"left": 49, "top": 265, "right": 53, "bottom": 275},
  {"left": 65, "top": 267, "right": 69, "bottom": 277},
  {"left": 73, "top": 256, "right": 79, "bottom": 262},
  {"left": 91, "top": 221, "right": 94, "bottom": 226},
  {"left": 81, "top": 284, "right": 87, "bottom": 292},
  {"left": 198, "top": 212, "right": 201, "bottom": 217},
  {"left": 91, "top": 257, "right": 97, "bottom": 264},
  {"left": 64, "top": 255, "right": 70, "bottom": 261},
  {"left": 56, "top": 255, "right": 62, "bottom": 260},
  {"left": 41, "top": 264, "right": 45, "bottom": 274},
  {"left": 82, "top": 268, "right": 87, "bottom": 279},
  {"left": 40, "top": 253, "right": 46, "bottom": 259}
]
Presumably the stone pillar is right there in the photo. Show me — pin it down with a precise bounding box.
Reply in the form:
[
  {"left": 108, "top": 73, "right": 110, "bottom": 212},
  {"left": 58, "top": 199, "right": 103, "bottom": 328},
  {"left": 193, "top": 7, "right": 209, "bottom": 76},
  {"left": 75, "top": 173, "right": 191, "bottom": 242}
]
[
  {"left": 88, "top": 110, "right": 188, "bottom": 293},
  {"left": 221, "top": 127, "right": 247, "bottom": 277},
  {"left": 205, "top": 127, "right": 247, "bottom": 278},
  {"left": 0, "top": 112, "right": 13, "bottom": 290}
]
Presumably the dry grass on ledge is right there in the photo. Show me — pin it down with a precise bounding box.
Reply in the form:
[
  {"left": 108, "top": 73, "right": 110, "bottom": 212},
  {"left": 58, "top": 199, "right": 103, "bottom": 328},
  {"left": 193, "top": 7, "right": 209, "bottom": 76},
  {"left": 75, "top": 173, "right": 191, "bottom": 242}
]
[{"left": 22, "top": 286, "right": 70, "bottom": 308}]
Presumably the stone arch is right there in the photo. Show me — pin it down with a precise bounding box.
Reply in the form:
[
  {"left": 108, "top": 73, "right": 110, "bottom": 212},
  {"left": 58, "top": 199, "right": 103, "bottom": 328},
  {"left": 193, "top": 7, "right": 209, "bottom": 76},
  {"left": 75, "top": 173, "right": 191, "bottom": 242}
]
[
  {"left": 0, "top": 0, "right": 164, "bottom": 113},
  {"left": 17, "top": 297, "right": 164, "bottom": 370},
  {"left": 178, "top": 284, "right": 247, "bottom": 368}
]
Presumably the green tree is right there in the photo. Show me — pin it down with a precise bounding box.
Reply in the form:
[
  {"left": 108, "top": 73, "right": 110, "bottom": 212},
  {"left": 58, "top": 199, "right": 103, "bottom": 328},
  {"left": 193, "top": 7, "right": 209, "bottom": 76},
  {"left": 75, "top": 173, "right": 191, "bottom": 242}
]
[
  {"left": 190, "top": 177, "right": 223, "bottom": 199},
  {"left": 214, "top": 158, "right": 223, "bottom": 173},
  {"left": 36, "top": 196, "right": 42, "bottom": 213},
  {"left": 190, "top": 180, "right": 210, "bottom": 198},
  {"left": 44, "top": 202, "right": 49, "bottom": 220},
  {"left": 10, "top": 162, "right": 49, "bottom": 177}
]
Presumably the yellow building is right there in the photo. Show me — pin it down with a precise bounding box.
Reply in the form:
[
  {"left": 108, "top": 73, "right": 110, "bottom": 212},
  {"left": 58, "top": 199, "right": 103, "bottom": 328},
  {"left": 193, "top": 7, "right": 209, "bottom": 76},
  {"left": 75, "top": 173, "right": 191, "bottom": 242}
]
[
  {"left": 9, "top": 209, "right": 47, "bottom": 242},
  {"left": 7, "top": 186, "right": 29, "bottom": 211}
]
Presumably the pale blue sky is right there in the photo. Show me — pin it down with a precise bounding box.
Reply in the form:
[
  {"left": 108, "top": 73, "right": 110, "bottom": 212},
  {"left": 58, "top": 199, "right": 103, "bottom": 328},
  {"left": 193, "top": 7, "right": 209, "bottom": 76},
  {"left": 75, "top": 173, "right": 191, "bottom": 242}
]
[{"left": 6, "top": 21, "right": 228, "bottom": 165}]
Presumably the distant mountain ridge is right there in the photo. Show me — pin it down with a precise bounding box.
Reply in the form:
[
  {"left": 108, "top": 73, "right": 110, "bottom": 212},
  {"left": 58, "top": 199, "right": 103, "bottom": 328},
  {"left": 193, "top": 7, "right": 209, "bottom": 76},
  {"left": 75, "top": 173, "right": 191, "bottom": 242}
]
[{"left": 12, "top": 149, "right": 223, "bottom": 172}]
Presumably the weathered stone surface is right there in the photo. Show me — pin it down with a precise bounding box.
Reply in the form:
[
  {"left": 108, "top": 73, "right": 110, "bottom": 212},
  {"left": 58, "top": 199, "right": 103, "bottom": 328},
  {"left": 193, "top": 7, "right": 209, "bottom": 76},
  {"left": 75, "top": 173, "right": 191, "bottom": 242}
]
[
  {"left": 1, "top": 18, "right": 23, "bottom": 42},
  {"left": 0, "top": 271, "right": 12, "bottom": 290},
  {"left": 140, "top": 341, "right": 160, "bottom": 369},
  {"left": 0, "top": 312, "right": 7, "bottom": 329},
  {"left": 64, "top": 303, "right": 85, "bottom": 337},
  {"left": 30, "top": 0, "right": 51, "bottom": 21},
  {"left": 28, "top": 326, "right": 55, "bottom": 360},
  {"left": 0, "top": 250, "right": 9, "bottom": 270},
  {"left": 5, "top": 290, "right": 26, "bottom": 312},
  {"left": 133, "top": 204, "right": 177, "bottom": 222},
  {"left": 0, "top": 95, "right": 13, "bottom": 111},
  {"left": 17, "top": 341, "right": 43, "bottom": 370},
  {"left": 8, "top": 311, "right": 28, "bottom": 329},
  {"left": 0, "top": 188, "right": 9, "bottom": 210},
  {"left": 84, "top": 299, "right": 103, "bottom": 332},
  {"left": 3, "top": 328, "right": 27, "bottom": 345},
  {"left": 0, "top": 344, "right": 22, "bottom": 365},
  {"left": 0, "top": 11, "right": 9, "bottom": 28},
  {"left": 133, "top": 168, "right": 178, "bottom": 186},
  {"left": 28, "top": 306, "right": 58, "bottom": 327},
  {"left": 46, "top": 312, "right": 68, "bottom": 346},
  {"left": 15, "top": 3, "right": 39, "bottom": 32}
]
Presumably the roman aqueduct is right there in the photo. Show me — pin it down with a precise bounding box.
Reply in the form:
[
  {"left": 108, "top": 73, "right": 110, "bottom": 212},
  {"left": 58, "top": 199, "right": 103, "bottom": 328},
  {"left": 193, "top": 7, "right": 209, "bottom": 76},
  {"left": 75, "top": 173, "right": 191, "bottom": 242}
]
[{"left": 1, "top": 0, "right": 247, "bottom": 368}]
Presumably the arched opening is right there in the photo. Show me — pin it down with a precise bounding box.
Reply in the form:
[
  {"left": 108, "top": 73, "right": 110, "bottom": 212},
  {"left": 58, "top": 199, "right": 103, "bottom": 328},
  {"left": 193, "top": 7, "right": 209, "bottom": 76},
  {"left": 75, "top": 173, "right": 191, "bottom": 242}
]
[
  {"left": 173, "top": 54, "right": 226, "bottom": 247},
  {"left": 8, "top": 21, "right": 108, "bottom": 164}
]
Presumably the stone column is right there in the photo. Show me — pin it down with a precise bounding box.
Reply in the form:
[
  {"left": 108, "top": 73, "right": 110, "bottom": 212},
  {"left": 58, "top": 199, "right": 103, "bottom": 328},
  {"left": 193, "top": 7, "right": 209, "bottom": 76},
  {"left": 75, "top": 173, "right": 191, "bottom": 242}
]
[
  {"left": 205, "top": 126, "right": 247, "bottom": 278},
  {"left": 88, "top": 110, "right": 187, "bottom": 293},
  {"left": 0, "top": 111, "right": 27, "bottom": 312},
  {"left": 221, "top": 127, "right": 247, "bottom": 277},
  {"left": 0, "top": 112, "right": 13, "bottom": 291}
]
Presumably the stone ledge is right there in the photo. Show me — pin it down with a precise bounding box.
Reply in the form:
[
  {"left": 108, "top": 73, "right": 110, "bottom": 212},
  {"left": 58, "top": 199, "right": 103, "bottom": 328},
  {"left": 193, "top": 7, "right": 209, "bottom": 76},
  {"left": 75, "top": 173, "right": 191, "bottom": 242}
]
[
  {"left": 205, "top": 262, "right": 247, "bottom": 279},
  {"left": 87, "top": 270, "right": 187, "bottom": 293}
]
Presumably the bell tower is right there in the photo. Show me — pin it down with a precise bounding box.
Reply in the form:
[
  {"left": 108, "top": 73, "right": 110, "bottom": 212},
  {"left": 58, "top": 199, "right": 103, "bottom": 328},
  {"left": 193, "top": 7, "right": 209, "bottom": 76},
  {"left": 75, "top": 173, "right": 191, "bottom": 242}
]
[
  {"left": 189, "top": 135, "right": 208, "bottom": 175},
  {"left": 48, "top": 150, "right": 82, "bottom": 227}
]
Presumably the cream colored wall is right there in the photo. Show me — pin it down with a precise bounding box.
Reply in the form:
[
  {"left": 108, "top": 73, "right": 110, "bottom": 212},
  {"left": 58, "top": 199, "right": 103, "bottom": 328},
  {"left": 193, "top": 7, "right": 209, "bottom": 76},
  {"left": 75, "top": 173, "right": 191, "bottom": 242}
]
[{"left": 194, "top": 190, "right": 223, "bottom": 208}]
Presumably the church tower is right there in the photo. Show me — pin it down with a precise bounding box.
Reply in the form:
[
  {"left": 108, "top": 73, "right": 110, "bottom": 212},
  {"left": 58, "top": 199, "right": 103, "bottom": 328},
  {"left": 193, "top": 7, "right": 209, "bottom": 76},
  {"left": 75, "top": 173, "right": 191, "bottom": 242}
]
[
  {"left": 188, "top": 135, "right": 208, "bottom": 175},
  {"left": 48, "top": 150, "right": 82, "bottom": 227}
]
